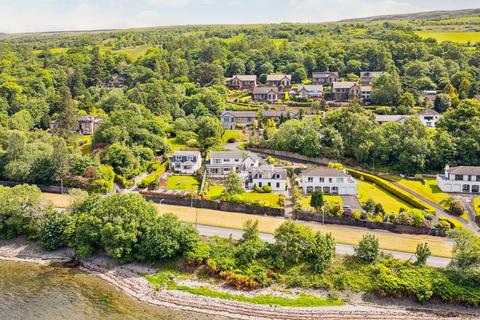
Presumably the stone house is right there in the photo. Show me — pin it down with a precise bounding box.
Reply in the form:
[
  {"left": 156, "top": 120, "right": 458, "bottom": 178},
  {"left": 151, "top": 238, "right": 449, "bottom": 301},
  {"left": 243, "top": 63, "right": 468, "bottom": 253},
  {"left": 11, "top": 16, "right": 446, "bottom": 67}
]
[
  {"left": 298, "top": 167, "right": 357, "bottom": 195},
  {"left": 253, "top": 87, "right": 279, "bottom": 103},
  {"left": 220, "top": 111, "right": 257, "bottom": 129},
  {"left": 169, "top": 151, "right": 202, "bottom": 175},
  {"left": 437, "top": 165, "right": 480, "bottom": 194},
  {"left": 226, "top": 75, "right": 257, "bottom": 90},
  {"left": 332, "top": 82, "right": 361, "bottom": 101},
  {"left": 312, "top": 72, "right": 339, "bottom": 86},
  {"left": 266, "top": 74, "right": 292, "bottom": 88}
]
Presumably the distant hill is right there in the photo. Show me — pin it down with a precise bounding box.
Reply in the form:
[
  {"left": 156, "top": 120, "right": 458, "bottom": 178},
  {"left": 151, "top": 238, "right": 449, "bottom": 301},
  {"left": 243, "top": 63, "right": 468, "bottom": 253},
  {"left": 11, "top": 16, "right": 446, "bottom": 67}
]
[{"left": 340, "top": 8, "right": 480, "bottom": 22}]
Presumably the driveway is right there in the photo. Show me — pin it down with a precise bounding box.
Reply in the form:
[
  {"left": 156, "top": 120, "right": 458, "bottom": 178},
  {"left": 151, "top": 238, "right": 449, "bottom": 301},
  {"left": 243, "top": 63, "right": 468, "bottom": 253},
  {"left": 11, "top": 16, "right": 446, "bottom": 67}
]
[{"left": 341, "top": 195, "right": 362, "bottom": 210}]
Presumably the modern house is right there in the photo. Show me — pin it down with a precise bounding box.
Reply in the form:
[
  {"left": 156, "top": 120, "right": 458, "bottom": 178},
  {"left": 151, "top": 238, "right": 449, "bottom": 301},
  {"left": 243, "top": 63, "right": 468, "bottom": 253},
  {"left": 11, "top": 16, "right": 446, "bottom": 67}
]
[
  {"left": 266, "top": 74, "right": 292, "bottom": 88},
  {"left": 226, "top": 75, "right": 257, "bottom": 90},
  {"left": 298, "top": 167, "right": 357, "bottom": 195},
  {"left": 417, "top": 109, "right": 440, "bottom": 128},
  {"left": 207, "top": 151, "right": 259, "bottom": 178},
  {"left": 294, "top": 85, "right": 324, "bottom": 99},
  {"left": 262, "top": 110, "right": 297, "bottom": 123},
  {"left": 253, "top": 87, "right": 279, "bottom": 103},
  {"left": 220, "top": 111, "right": 257, "bottom": 129},
  {"left": 437, "top": 165, "right": 480, "bottom": 194},
  {"left": 359, "top": 71, "right": 384, "bottom": 85},
  {"left": 247, "top": 165, "right": 288, "bottom": 192},
  {"left": 332, "top": 82, "right": 361, "bottom": 101},
  {"left": 312, "top": 72, "right": 339, "bottom": 86},
  {"left": 170, "top": 151, "right": 202, "bottom": 175}
]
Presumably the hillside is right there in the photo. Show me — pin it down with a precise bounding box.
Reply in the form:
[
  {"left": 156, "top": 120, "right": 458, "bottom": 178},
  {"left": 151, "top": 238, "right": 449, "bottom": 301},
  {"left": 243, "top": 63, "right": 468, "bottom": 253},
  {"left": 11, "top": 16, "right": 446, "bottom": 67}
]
[{"left": 340, "top": 8, "right": 480, "bottom": 22}]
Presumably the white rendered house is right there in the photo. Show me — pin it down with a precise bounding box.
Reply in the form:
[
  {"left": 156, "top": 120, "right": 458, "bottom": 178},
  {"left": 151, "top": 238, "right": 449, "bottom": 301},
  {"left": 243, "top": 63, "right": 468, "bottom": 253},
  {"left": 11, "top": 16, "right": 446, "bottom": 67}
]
[
  {"left": 437, "top": 165, "right": 480, "bottom": 194},
  {"left": 298, "top": 167, "right": 357, "bottom": 195},
  {"left": 169, "top": 151, "right": 202, "bottom": 174},
  {"left": 247, "top": 165, "right": 288, "bottom": 191},
  {"left": 207, "top": 151, "right": 259, "bottom": 178}
]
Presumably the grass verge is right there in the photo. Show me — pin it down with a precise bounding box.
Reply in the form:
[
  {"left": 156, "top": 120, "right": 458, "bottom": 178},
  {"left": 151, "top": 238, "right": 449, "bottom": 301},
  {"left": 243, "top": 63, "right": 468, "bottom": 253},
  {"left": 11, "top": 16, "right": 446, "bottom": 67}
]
[{"left": 175, "top": 286, "right": 344, "bottom": 307}]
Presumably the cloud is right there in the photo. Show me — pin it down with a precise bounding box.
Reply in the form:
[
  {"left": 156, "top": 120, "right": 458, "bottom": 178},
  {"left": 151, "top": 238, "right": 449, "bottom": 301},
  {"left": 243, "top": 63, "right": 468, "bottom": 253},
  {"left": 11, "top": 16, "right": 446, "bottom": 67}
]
[{"left": 148, "top": 0, "right": 191, "bottom": 7}]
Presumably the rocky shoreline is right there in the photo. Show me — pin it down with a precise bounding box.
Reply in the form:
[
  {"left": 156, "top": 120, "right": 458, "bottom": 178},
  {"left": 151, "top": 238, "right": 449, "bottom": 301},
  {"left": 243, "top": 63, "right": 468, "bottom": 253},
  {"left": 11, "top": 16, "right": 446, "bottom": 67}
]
[{"left": 0, "top": 238, "right": 478, "bottom": 320}]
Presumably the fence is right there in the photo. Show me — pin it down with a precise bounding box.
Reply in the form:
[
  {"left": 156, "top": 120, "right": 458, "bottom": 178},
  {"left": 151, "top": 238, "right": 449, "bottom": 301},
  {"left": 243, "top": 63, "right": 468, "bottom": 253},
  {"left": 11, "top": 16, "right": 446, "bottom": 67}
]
[
  {"left": 294, "top": 210, "right": 446, "bottom": 237},
  {"left": 140, "top": 190, "right": 285, "bottom": 217}
]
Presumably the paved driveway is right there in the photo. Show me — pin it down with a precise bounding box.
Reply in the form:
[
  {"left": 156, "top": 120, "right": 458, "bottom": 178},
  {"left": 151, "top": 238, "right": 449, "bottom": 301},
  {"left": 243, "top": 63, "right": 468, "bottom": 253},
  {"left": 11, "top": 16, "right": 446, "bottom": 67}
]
[{"left": 342, "top": 195, "right": 362, "bottom": 210}]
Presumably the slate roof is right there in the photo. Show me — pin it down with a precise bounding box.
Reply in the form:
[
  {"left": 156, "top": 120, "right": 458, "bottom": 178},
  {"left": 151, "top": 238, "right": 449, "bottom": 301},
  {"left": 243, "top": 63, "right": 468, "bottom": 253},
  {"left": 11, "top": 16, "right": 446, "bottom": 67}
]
[
  {"left": 332, "top": 82, "right": 359, "bottom": 89},
  {"left": 172, "top": 150, "right": 201, "bottom": 157},
  {"left": 302, "top": 167, "right": 350, "bottom": 177},
  {"left": 251, "top": 165, "right": 288, "bottom": 179},
  {"left": 376, "top": 115, "right": 407, "bottom": 123},
  {"left": 360, "top": 71, "right": 384, "bottom": 78},
  {"left": 312, "top": 71, "right": 339, "bottom": 78},
  {"left": 231, "top": 75, "right": 257, "bottom": 81},
  {"left": 210, "top": 151, "right": 258, "bottom": 160},
  {"left": 253, "top": 87, "right": 279, "bottom": 94},
  {"left": 418, "top": 109, "right": 440, "bottom": 116},
  {"left": 266, "top": 74, "right": 292, "bottom": 81},
  {"left": 221, "top": 111, "right": 257, "bottom": 118},
  {"left": 447, "top": 166, "right": 480, "bottom": 176},
  {"left": 360, "top": 85, "right": 372, "bottom": 92},
  {"left": 297, "top": 85, "right": 324, "bottom": 92}
]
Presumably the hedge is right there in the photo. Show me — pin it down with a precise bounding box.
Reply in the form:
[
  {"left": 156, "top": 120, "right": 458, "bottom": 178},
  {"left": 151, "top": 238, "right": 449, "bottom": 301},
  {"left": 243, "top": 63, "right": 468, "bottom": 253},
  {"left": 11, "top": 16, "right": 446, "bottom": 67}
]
[
  {"left": 138, "top": 161, "right": 168, "bottom": 189},
  {"left": 347, "top": 168, "right": 435, "bottom": 214},
  {"left": 439, "top": 217, "right": 463, "bottom": 229}
]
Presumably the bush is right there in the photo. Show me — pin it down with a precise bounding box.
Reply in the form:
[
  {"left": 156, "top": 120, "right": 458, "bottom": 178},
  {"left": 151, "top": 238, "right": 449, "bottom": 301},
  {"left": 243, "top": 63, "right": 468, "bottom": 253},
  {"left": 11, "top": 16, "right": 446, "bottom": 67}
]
[
  {"left": 138, "top": 161, "right": 167, "bottom": 189},
  {"left": 415, "top": 243, "right": 431, "bottom": 266},
  {"left": 347, "top": 169, "right": 434, "bottom": 214},
  {"left": 354, "top": 234, "right": 379, "bottom": 264},
  {"left": 439, "top": 217, "right": 463, "bottom": 229},
  {"left": 39, "top": 211, "right": 75, "bottom": 251}
]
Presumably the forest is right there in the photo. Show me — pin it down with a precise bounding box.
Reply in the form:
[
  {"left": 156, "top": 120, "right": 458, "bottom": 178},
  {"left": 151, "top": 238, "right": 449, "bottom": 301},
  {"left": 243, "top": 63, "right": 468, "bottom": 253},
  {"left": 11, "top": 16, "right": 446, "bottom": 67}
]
[{"left": 0, "top": 13, "right": 479, "bottom": 187}]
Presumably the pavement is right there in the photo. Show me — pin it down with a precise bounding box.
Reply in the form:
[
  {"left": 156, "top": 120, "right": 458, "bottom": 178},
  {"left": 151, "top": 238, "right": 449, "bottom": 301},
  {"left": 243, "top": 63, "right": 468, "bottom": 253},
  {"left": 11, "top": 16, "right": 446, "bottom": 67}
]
[{"left": 195, "top": 224, "right": 451, "bottom": 268}]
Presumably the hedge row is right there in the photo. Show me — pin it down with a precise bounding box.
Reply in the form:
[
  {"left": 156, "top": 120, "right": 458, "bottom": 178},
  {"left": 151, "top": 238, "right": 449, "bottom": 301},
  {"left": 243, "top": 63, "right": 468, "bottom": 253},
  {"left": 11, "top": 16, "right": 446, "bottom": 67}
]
[
  {"left": 347, "top": 168, "right": 435, "bottom": 214},
  {"left": 439, "top": 217, "right": 463, "bottom": 229},
  {"left": 138, "top": 161, "right": 168, "bottom": 189}
]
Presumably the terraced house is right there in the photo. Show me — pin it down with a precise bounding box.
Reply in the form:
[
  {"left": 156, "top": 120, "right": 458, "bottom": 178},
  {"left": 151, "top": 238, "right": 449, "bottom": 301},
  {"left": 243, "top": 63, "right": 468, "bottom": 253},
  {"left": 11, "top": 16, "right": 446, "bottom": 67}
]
[
  {"left": 298, "top": 167, "right": 357, "bottom": 195},
  {"left": 437, "top": 165, "right": 480, "bottom": 194}
]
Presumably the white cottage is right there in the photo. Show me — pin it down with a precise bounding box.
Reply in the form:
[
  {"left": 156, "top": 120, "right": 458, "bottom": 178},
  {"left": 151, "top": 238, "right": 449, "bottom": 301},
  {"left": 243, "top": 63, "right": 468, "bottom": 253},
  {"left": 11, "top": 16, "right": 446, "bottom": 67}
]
[
  {"left": 298, "top": 167, "right": 357, "bottom": 195},
  {"left": 437, "top": 165, "right": 480, "bottom": 194},
  {"left": 247, "top": 165, "right": 288, "bottom": 191},
  {"left": 169, "top": 151, "right": 202, "bottom": 174},
  {"left": 207, "top": 151, "right": 259, "bottom": 178}
]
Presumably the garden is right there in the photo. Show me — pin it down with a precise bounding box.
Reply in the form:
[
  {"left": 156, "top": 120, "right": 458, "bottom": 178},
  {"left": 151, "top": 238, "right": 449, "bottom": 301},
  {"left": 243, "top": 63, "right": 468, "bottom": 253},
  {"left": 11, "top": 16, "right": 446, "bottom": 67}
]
[
  {"left": 205, "top": 184, "right": 283, "bottom": 208},
  {"left": 166, "top": 175, "right": 200, "bottom": 191}
]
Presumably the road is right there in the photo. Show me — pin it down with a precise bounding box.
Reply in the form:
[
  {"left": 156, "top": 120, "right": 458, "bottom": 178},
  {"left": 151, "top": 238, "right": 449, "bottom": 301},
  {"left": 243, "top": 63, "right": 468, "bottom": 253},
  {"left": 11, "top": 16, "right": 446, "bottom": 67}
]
[{"left": 195, "top": 224, "right": 451, "bottom": 268}]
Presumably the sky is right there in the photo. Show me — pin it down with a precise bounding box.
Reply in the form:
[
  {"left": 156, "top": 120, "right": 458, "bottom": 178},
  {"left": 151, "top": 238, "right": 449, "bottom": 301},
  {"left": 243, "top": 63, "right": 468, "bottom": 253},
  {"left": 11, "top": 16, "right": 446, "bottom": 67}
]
[{"left": 0, "top": 0, "right": 479, "bottom": 33}]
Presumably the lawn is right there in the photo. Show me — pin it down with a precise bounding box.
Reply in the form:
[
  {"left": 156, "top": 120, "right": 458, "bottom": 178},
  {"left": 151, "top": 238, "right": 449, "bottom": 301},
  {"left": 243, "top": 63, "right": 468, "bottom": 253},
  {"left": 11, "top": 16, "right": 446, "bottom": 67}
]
[
  {"left": 155, "top": 204, "right": 454, "bottom": 257},
  {"left": 222, "top": 130, "right": 248, "bottom": 144},
  {"left": 41, "top": 193, "right": 75, "bottom": 208},
  {"left": 206, "top": 185, "right": 281, "bottom": 207},
  {"left": 77, "top": 135, "right": 93, "bottom": 155},
  {"left": 357, "top": 180, "right": 412, "bottom": 213},
  {"left": 300, "top": 195, "right": 344, "bottom": 211},
  {"left": 205, "top": 185, "right": 225, "bottom": 200},
  {"left": 113, "top": 45, "right": 151, "bottom": 59},
  {"left": 416, "top": 31, "right": 480, "bottom": 44},
  {"left": 394, "top": 178, "right": 449, "bottom": 208},
  {"left": 167, "top": 137, "right": 198, "bottom": 152},
  {"left": 166, "top": 175, "right": 200, "bottom": 191}
]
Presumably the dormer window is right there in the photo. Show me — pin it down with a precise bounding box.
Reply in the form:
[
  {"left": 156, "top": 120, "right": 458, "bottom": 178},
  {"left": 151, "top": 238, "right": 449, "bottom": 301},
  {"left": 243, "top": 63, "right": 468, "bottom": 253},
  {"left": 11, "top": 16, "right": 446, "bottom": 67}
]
[
  {"left": 273, "top": 173, "right": 281, "bottom": 179},
  {"left": 256, "top": 173, "right": 263, "bottom": 179},
  {"left": 175, "top": 156, "right": 182, "bottom": 161},
  {"left": 188, "top": 156, "right": 194, "bottom": 161}
]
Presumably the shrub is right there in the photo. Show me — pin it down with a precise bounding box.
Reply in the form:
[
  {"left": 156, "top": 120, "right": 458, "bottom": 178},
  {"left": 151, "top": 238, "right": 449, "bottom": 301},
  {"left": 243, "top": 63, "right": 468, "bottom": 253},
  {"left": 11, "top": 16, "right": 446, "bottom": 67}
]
[
  {"left": 352, "top": 210, "right": 362, "bottom": 220},
  {"left": 347, "top": 169, "right": 434, "bottom": 214},
  {"left": 262, "top": 185, "right": 272, "bottom": 193},
  {"left": 39, "top": 211, "right": 75, "bottom": 251},
  {"left": 354, "top": 234, "right": 379, "bottom": 264},
  {"left": 439, "top": 217, "right": 462, "bottom": 229},
  {"left": 445, "top": 197, "right": 466, "bottom": 216},
  {"left": 278, "top": 195, "right": 286, "bottom": 207},
  {"left": 415, "top": 243, "right": 431, "bottom": 266}
]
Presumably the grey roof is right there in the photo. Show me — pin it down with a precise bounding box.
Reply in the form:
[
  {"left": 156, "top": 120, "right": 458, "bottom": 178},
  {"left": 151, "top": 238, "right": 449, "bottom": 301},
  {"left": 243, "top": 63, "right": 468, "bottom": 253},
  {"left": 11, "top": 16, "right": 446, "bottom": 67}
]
[
  {"left": 332, "top": 81, "right": 359, "bottom": 89},
  {"left": 262, "top": 110, "right": 297, "bottom": 118},
  {"left": 302, "top": 167, "right": 350, "bottom": 177},
  {"left": 231, "top": 75, "right": 257, "bottom": 81},
  {"left": 360, "top": 71, "right": 384, "bottom": 78},
  {"left": 267, "top": 74, "right": 292, "bottom": 81},
  {"left": 78, "top": 116, "right": 103, "bottom": 123},
  {"left": 376, "top": 115, "right": 407, "bottom": 123},
  {"left": 297, "top": 85, "right": 324, "bottom": 92},
  {"left": 418, "top": 109, "right": 440, "bottom": 116},
  {"left": 172, "top": 150, "right": 201, "bottom": 157},
  {"left": 312, "top": 71, "right": 339, "bottom": 78},
  {"left": 210, "top": 151, "right": 258, "bottom": 160},
  {"left": 360, "top": 85, "right": 372, "bottom": 92},
  {"left": 221, "top": 111, "right": 257, "bottom": 118},
  {"left": 251, "top": 165, "right": 287, "bottom": 179},
  {"left": 253, "top": 87, "right": 279, "bottom": 94},
  {"left": 447, "top": 166, "right": 480, "bottom": 175}
]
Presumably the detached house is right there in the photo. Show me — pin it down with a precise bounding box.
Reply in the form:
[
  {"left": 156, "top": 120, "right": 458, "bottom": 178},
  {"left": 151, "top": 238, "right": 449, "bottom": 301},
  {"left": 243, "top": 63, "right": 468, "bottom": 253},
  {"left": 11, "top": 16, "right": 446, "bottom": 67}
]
[
  {"left": 295, "top": 85, "right": 323, "bottom": 99},
  {"left": 78, "top": 116, "right": 103, "bottom": 135},
  {"left": 359, "top": 71, "right": 384, "bottom": 85},
  {"left": 226, "top": 75, "right": 257, "bottom": 90},
  {"left": 266, "top": 74, "right": 292, "bottom": 88},
  {"left": 376, "top": 115, "right": 407, "bottom": 125},
  {"left": 170, "top": 151, "right": 202, "bottom": 175},
  {"left": 262, "top": 110, "right": 297, "bottom": 123},
  {"left": 437, "top": 165, "right": 480, "bottom": 194},
  {"left": 312, "top": 72, "right": 339, "bottom": 86},
  {"left": 207, "top": 151, "right": 259, "bottom": 178},
  {"left": 247, "top": 165, "right": 288, "bottom": 191},
  {"left": 332, "top": 82, "right": 361, "bottom": 102},
  {"left": 298, "top": 167, "right": 357, "bottom": 195},
  {"left": 253, "top": 87, "right": 279, "bottom": 103},
  {"left": 360, "top": 86, "right": 372, "bottom": 100},
  {"left": 417, "top": 109, "right": 440, "bottom": 128},
  {"left": 220, "top": 111, "right": 257, "bottom": 129}
]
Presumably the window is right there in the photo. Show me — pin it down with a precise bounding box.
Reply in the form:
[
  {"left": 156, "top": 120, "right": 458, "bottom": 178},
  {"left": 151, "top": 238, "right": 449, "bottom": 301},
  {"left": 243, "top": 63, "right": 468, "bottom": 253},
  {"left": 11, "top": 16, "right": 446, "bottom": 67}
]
[
  {"left": 258, "top": 182, "right": 263, "bottom": 187},
  {"left": 477, "top": 176, "right": 480, "bottom": 182},
  {"left": 188, "top": 156, "right": 194, "bottom": 161},
  {"left": 273, "top": 173, "right": 281, "bottom": 179},
  {"left": 337, "top": 178, "right": 344, "bottom": 183},
  {"left": 455, "top": 175, "right": 463, "bottom": 181},
  {"left": 462, "top": 184, "right": 470, "bottom": 192},
  {"left": 307, "top": 177, "right": 313, "bottom": 183},
  {"left": 256, "top": 174, "right": 263, "bottom": 179},
  {"left": 235, "top": 159, "right": 240, "bottom": 162},
  {"left": 224, "top": 159, "right": 231, "bottom": 163},
  {"left": 276, "top": 182, "right": 280, "bottom": 188},
  {"left": 175, "top": 156, "right": 182, "bottom": 161},
  {"left": 329, "top": 178, "right": 333, "bottom": 183},
  {"left": 268, "top": 182, "right": 271, "bottom": 187},
  {"left": 319, "top": 177, "right": 324, "bottom": 183},
  {"left": 472, "top": 185, "right": 479, "bottom": 193}
]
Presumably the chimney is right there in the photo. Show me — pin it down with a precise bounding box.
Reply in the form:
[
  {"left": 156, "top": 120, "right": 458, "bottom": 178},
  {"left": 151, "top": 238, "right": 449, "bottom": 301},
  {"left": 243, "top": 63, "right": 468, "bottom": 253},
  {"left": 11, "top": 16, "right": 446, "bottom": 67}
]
[{"left": 445, "top": 164, "right": 450, "bottom": 179}]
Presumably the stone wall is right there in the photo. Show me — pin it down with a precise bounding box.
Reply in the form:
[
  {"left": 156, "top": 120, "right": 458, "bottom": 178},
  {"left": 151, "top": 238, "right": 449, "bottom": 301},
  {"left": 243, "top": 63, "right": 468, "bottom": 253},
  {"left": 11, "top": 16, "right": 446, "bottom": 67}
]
[
  {"left": 294, "top": 210, "right": 446, "bottom": 237},
  {"left": 0, "top": 180, "right": 70, "bottom": 194},
  {"left": 140, "top": 190, "right": 285, "bottom": 217}
]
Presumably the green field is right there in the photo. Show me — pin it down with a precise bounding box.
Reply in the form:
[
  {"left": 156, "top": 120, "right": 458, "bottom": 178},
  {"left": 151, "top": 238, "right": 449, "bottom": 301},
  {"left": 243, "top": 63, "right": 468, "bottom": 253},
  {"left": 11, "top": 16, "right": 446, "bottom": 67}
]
[
  {"left": 392, "top": 178, "right": 449, "bottom": 209},
  {"left": 357, "top": 180, "right": 412, "bottom": 213},
  {"left": 166, "top": 175, "right": 200, "bottom": 191},
  {"left": 416, "top": 31, "right": 480, "bottom": 44},
  {"left": 113, "top": 45, "right": 151, "bottom": 58}
]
